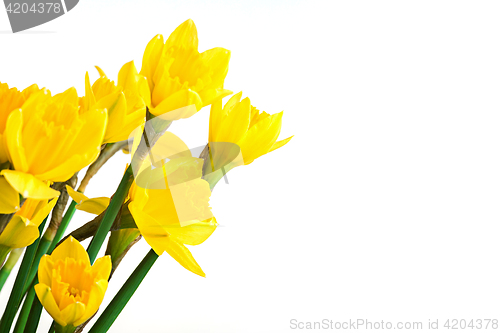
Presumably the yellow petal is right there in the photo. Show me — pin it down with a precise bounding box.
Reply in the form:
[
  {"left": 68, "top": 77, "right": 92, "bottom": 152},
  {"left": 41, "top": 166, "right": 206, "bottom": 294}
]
[
  {"left": 239, "top": 111, "right": 283, "bottom": 164},
  {"left": 51, "top": 236, "right": 90, "bottom": 266},
  {"left": 95, "top": 92, "right": 126, "bottom": 144},
  {"left": 164, "top": 19, "right": 198, "bottom": 50},
  {"left": 104, "top": 109, "right": 145, "bottom": 144},
  {"left": 4, "top": 109, "right": 28, "bottom": 172},
  {"left": 31, "top": 197, "right": 58, "bottom": 227},
  {"left": 268, "top": 135, "right": 293, "bottom": 153},
  {"left": 0, "top": 133, "right": 9, "bottom": 164},
  {"left": 166, "top": 217, "right": 217, "bottom": 246},
  {"left": 91, "top": 256, "right": 112, "bottom": 281},
  {"left": 38, "top": 255, "right": 54, "bottom": 286},
  {"left": 128, "top": 200, "right": 169, "bottom": 255},
  {"left": 95, "top": 66, "right": 107, "bottom": 78},
  {"left": 118, "top": 61, "right": 139, "bottom": 94},
  {"left": 76, "top": 197, "right": 110, "bottom": 215},
  {"left": 140, "top": 34, "right": 164, "bottom": 91},
  {"left": 35, "top": 108, "right": 107, "bottom": 181},
  {"left": 0, "top": 215, "right": 38, "bottom": 248},
  {"left": 60, "top": 301, "right": 86, "bottom": 327},
  {"left": 200, "top": 47, "right": 231, "bottom": 90},
  {"left": 53, "top": 87, "right": 79, "bottom": 105},
  {"left": 209, "top": 92, "right": 242, "bottom": 143},
  {"left": 198, "top": 88, "right": 233, "bottom": 108},
  {"left": 164, "top": 238, "right": 205, "bottom": 277},
  {"left": 83, "top": 72, "right": 96, "bottom": 111},
  {"left": 2, "top": 170, "right": 60, "bottom": 199},
  {"left": 65, "top": 185, "right": 88, "bottom": 205},
  {"left": 35, "top": 283, "right": 66, "bottom": 326},
  {"left": 150, "top": 89, "right": 202, "bottom": 120},
  {"left": 218, "top": 97, "right": 251, "bottom": 143},
  {"left": 0, "top": 176, "right": 20, "bottom": 213},
  {"left": 73, "top": 280, "right": 107, "bottom": 326}
]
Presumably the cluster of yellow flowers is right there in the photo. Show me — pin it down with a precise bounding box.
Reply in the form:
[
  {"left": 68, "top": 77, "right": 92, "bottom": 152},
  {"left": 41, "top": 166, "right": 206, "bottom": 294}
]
[{"left": 0, "top": 19, "right": 291, "bottom": 333}]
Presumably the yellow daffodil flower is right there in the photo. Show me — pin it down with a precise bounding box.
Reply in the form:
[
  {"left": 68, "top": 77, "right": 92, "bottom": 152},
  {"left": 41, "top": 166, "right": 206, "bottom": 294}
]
[
  {"left": 0, "top": 197, "right": 58, "bottom": 261},
  {"left": 140, "top": 19, "right": 232, "bottom": 120},
  {"left": 80, "top": 64, "right": 147, "bottom": 143},
  {"left": 0, "top": 82, "right": 40, "bottom": 163},
  {"left": 68, "top": 131, "right": 217, "bottom": 276},
  {"left": 209, "top": 92, "right": 293, "bottom": 166},
  {"left": 2, "top": 88, "right": 108, "bottom": 200},
  {"left": 35, "top": 236, "right": 111, "bottom": 328}
]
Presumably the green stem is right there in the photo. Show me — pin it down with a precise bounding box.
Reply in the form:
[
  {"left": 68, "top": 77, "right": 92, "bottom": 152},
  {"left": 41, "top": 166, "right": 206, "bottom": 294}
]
[
  {"left": 86, "top": 165, "right": 133, "bottom": 264},
  {"left": 0, "top": 218, "right": 47, "bottom": 332},
  {"left": 0, "top": 248, "right": 23, "bottom": 292},
  {"left": 13, "top": 278, "right": 36, "bottom": 333},
  {"left": 88, "top": 249, "right": 159, "bottom": 333},
  {"left": 23, "top": 232, "right": 53, "bottom": 295},
  {"left": 48, "top": 200, "right": 77, "bottom": 254},
  {"left": 24, "top": 292, "right": 43, "bottom": 333}
]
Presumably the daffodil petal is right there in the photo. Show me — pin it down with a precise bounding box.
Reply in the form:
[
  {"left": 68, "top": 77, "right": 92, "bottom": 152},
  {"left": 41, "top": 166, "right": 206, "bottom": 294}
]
[
  {"left": 268, "top": 135, "right": 293, "bottom": 153},
  {"left": 91, "top": 256, "right": 112, "bottom": 282},
  {"left": 1, "top": 170, "right": 60, "bottom": 199},
  {"left": 4, "top": 109, "right": 28, "bottom": 172},
  {"left": 140, "top": 34, "right": 164, "bottom": 90},
  {"left": 164, "top": 238, "right": 205, "bottom": 277},
  {"left": 164, "top": 19, "right": 198, "bottom": 50},
  {"left": 129, "top": 200, "right": 169, "bottom": 256},
  {"left": 0, "top": 177, "right": 20, "bottom": 213},
  {"left": 35, "top": 283, "right": 67, "bottom": 326},
  {"left": 150, "top": 89, "right": 202, "bottom": 119},
  {"left": 60, "top": 301, "right": 86, "bottom": 326},
  {"left": 165, "top": 217, "right": 217, "bottom": 246},
  {"left": 31, "top": 197, "right": 58, "bottom": 227},
  {"left": 73, "top": 280, "right": 107, "bottom": 327},
  {"left": 51, "top": 236, "right": 90, "bottom": 266},
  {"left": 0, "top": 215, "right": 38, "bottom": 248},
  {"left": 76, "top": 197, "right": 110, "bottom": 215},
  {"left": 38, "top": 255, "right": 54, "bottom": 286},
  {"left": 65, "top": 185, "right": 88, "bottom": 205}
]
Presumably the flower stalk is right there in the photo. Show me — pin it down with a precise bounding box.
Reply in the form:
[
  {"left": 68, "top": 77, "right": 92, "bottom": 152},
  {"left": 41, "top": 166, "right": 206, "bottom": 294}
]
[{"left": 88, "top": 249, "right": 158, "bottom": 333}]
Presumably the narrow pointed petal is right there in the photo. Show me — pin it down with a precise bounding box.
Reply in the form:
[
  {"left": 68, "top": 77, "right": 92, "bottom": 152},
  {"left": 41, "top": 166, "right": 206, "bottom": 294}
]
[
  {"left": 95, "top": 66, "right": 107, "bottom": 78},
  {"left": 140, "top": 34, "right": 164, "bottom": 90},
  {"left": 0, "top": 177, "right": 20, "bottom": 213},
  {"left": 51, "top": 236, "right": 90, "bottom": 266},
  {"left": 31, "top": 196, "right": 58, "bottom": 226},
  {"left": 38, "top": 255, "right": 54, "bottom": 285},
  {"left": 4, "top": 109, "right": 28, "bottom": 172},
  {"left": 0, "top": 215, "right": 39, "bottom": 248},
  {"left": 76, "top": 197, "right": 110, "bottom": 215},
  {"left": 60, "top": 302, "right": 86, "bottom": 326},
  {"left": 165, "top": 19, "right": 199, "bottom": 50},
  {"left": 65, "top": 185, "right": 88, "bottom": 204},
  {"left": 35, "top": 284, "right": 67, "bottom": 326},
  {"left": 91, "top": 256, "right": 112, "bottom": 281},
  {"left": 164, "top": 238, "right": 205, "bottom": 277},
  {"left": 2, "top": 170, "right": 60, "bottom": 199},
  {"left": 150, "top": 89, "right": 202, "bottom": 120},
  {"left": 200, "top": 47, "right": 231, "bottom": 89},
  {"left": 268, "top": 135, "right": 293, "bottom": 153}
]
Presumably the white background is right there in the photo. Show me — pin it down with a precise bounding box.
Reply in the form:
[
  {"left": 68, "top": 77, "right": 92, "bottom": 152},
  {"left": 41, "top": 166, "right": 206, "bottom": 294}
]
[{"left": 1, "top": 0, "right": 500, "bottom": 332}]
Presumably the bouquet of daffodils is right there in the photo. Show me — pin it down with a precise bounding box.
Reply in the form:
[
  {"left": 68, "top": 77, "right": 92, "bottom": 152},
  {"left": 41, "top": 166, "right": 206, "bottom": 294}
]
[{"left": 0, "top": 20, "right": 292, "bottom": 333}]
